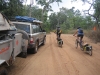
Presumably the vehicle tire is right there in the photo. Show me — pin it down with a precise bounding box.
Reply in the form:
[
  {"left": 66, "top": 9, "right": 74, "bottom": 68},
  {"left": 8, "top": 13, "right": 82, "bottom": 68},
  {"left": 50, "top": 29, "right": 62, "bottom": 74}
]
[
  {"left": 22, "top": 52, "right": 27, "bottom": 58},
  {"left": 34, "top": 41, "right": 38, "bottom": 53},
  {"left": 42, "top": 37, "right": 46, "bottom": 45},
  {"left": 0, "top": 67, "right": 8, "bottom": 75},
  {"left": 17, "top": 30, "right": 29, "bottom": 55},
  {"left": 8, "top": 52, "right": 14, "bottom": 66},
  {"left": 17, "top": 30, "right": 29, "bottom": 41}
]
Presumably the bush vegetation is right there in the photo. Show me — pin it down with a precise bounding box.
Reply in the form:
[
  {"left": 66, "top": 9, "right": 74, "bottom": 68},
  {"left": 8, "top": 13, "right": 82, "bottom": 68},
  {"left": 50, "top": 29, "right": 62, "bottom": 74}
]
[{"left": 86, "top": 30, "right": 100, "bottom": 43}]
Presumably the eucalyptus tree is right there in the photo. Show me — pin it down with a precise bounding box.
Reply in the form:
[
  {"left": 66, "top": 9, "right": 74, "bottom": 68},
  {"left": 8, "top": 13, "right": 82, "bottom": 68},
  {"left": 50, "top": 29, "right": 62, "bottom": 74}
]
[
  {"left": 23, "top": 5, "right": 42, "bottom": 20},
  {"left": 73, "top": 0, "right": 100, "bottom": 28},
  {"left": 49, "top": 13, "right": 58, "bottom": 29},
  {"left": 0, "top": 0, "right": 8, "bottom": 13},
  {"left": 0, "top": 0, "right": 27, "bottom": 18},
  {"left": 35, "top": 0, "right": 62, "bottom": 21},
  {"left": 49, "top": 6, "right": 93, "bottom": 30}
]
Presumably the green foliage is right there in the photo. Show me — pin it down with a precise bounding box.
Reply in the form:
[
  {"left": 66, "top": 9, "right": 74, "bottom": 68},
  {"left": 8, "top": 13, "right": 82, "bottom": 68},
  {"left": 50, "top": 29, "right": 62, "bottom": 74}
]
[
  {"left": 23, "top": 5, "right": 43, "bottom": 20},
  {"left": 49, "top": 7, "right": 94, "bottom": 32},
  {"left": 86, "top": 30, "right": 100, "bottom": 43},
  {"left": 72, "top": 0, "right": 100, "bottom": 28},
  {"left": 0, "top": 0, "right": 95, "bottom": 34},
  {"left": 0, "top": 0, "right": 24, "bottom": 18},
  {"left": 42, "top": 20, "right": 51, "bottom": 33}
]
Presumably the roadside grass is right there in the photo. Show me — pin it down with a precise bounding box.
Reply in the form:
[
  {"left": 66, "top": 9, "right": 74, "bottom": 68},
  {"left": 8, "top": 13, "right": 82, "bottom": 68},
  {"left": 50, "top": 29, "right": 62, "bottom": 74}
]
[
  {"left": 66, "top": 30, "right": 76, "bottom": 34},
  {"left": 65, "top": 29, "right": 100, "bottom": 43},
  {"left": 85, "top": 30, "right": 100, "bottom": 43}
]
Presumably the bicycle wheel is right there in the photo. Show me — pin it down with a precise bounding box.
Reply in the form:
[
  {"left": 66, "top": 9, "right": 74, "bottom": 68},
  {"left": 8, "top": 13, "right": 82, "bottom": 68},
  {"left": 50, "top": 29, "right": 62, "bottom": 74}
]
[
  {"left": 75, "top": 39, "right": 78, "bottom": 48},
  {"left": 79, "top": 41, "right": 84, "bottom": 50},
  {"left": 89, "top": 46, "right": 92, "bottom": 56}
]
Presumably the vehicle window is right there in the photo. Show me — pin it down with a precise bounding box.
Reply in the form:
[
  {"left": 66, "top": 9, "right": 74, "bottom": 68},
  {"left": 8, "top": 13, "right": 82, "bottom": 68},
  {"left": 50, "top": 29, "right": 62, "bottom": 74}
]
[
  {"left": 13, "top": 23, "right": 30, "bottom": 33},
  {"left": 10, "top": 26, "right": 17, "bottom": 30},
  {"left": 39, "top": 26, "right": 42, "bottom": 32},
  {"left": 32, "top": 25, "right": 37, "bottom": 33},
  {"left": 36, "top": 26, "right": 39, "bottom": 32}
]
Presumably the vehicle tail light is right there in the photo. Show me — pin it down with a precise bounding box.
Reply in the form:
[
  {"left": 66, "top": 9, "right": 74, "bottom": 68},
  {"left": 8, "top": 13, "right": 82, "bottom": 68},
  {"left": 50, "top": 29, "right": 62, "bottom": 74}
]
[{"left": 30, "top": 38, "right": 34, "bottom": 43}]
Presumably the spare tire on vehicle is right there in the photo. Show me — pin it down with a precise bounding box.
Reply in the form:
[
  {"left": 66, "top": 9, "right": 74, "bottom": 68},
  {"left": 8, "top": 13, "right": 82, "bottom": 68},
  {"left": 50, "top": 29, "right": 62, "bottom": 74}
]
[
  {"left": 17, "top": 30, "right": 29, "bottom": 41},
  {"left": 17, "top": 30, "right": 29, "bottom": 58}
]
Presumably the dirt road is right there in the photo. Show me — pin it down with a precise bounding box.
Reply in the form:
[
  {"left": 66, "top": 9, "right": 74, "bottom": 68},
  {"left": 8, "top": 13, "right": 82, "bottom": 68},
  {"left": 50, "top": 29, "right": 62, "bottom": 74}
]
[{"left": 8, "top": 32, "right": 100, "bottom": 75}]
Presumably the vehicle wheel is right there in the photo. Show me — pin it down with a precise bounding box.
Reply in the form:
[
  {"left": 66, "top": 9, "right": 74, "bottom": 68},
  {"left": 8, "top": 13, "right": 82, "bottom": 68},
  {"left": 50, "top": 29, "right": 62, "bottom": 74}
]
[
  {"left": 17, "top": 30, "right": 29, "bottom": 41},
  {"left": 8, "top": 52, "right": 14, "bottom": 66},
  {"left": 42, "top": 37, "right": 46, "bottom": 45},
  {"left": 34, "top": 41, "right": 38, "bottom": 53},
  {"left": 22, "top": 52, "right": 27, "bottom": 58},
  {"left": 0, "top": 67, "right": 8, "bottom": 75}
]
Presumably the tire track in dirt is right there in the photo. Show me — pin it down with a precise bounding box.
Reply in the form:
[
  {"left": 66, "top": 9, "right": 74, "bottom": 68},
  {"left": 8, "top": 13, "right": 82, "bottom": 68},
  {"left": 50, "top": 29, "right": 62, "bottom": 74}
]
[
  {"left": 8, "top": 33, "right": 100, "bottom": 75},
  {"left": 62, "top": 34, "right": 100, "bottom": 67},
  {"left": 50, "top": 33, "right": 70, "bottom": 75},
  {"left": 8, "top": 35, "right": 52, "bottom": 75},
  {"left": 19, "top": 34, "right": 53, "bottom": 75},
  {"left": 61, "top": 34, "right": 100, "bottom": 75},
  {"left": 57, "top": 35, "right": 79, "bottom": 75}
]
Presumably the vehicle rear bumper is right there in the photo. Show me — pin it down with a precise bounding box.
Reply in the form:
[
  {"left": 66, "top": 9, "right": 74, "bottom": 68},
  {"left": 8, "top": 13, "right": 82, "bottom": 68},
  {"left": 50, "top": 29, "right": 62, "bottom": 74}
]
[{"left": 28, "top": 43, "right": 35, "bottom": 49}]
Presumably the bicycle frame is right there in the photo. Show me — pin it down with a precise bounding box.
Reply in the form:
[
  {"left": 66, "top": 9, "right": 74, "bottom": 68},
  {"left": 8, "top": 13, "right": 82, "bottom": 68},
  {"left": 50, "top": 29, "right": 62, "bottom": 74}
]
[
  {"left": 75, "top": 38, "right": 83, "bottom": 49},
  {"left": 74, "top": 35, "right": 92, "bottom": 56}
]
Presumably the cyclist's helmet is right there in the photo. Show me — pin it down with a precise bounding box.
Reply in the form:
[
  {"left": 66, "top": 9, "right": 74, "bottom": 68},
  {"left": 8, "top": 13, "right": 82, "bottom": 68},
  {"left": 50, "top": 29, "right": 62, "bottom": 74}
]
[
  {"left": 57, "top": 26, "right": 60, "bottom": 28},
  {"left": 77, "top": 27, "right": 81, "bottom": 29}
]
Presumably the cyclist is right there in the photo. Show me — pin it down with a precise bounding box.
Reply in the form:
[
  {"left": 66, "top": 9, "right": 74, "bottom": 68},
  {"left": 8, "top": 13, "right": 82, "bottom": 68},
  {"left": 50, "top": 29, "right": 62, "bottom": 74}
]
[
  {"left": 55, "top": 26, "right": 62, "bottom": 40},
  {"left": 73, "top": 27, "right": 84, "bottom": 42}
]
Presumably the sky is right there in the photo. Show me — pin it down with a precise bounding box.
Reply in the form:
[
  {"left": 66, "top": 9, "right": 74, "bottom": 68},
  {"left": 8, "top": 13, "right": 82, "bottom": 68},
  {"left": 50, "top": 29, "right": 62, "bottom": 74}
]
[
  {"left": 26, "top": 0, "right": 93, "bottom": 15},
  {"left": 51, "top": 0, "right": 89, "bottom": 11}
]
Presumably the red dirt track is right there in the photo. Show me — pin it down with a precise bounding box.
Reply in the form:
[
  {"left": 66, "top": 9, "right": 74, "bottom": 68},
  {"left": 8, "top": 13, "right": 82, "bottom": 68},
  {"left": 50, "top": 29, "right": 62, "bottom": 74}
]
[{"left": 8, "top": 32, "right": 100, "bottom": 75}]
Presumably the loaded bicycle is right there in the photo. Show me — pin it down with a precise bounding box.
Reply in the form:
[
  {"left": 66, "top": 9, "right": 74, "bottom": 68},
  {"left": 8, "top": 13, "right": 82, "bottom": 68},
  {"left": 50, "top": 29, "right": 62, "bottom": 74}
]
[
  {"left": 74, "top": 36, "right": 92, "bottom": 56},
  {"left": 57, "top": 35, "right": 63, "bottom": 47}
]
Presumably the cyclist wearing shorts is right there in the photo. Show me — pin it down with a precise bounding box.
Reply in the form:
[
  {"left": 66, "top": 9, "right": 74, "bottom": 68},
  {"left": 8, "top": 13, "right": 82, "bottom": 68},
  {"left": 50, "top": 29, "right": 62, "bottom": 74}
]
[
  {"left": 55, "top": 26, "right": 62, "bottom": 40},
  {"left": 73, "top": 27, "right": 84, "bottom": 41}
]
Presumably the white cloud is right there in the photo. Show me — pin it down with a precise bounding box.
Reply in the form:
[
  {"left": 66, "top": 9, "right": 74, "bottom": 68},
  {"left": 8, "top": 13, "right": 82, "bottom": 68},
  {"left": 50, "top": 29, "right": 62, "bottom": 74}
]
[
  {"left": 49, "top": 0, "right": 94, "bottom": 15},
  {"left": 23, "top": 0, "right": 36, "bottom": 5},
  {"left": 52, "top": 0, "right": 90, "bottom": 11},
  {"left": 25, "top": 0, "right": 94, "bottom": 16}
]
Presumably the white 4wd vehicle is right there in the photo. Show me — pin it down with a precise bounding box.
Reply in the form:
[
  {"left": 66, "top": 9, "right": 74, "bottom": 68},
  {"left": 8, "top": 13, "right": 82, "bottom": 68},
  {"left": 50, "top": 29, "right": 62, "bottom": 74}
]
[
  {"left": 0, "top": 13, "right": 28, "bottom": 74},
  {"left": 12, "top": 20, "right": 46, "bottom": 53}
]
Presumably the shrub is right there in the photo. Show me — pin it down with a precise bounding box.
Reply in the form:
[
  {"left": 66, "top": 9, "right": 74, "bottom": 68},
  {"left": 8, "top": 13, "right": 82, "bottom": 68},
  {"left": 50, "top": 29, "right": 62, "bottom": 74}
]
[{"left": 86, "top": 30, "right": 100, "bottom": 43}]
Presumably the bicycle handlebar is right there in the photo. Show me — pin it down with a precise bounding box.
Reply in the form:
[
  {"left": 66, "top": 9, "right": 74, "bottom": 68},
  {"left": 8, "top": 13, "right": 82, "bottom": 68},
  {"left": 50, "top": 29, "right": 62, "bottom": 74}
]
[{"left": 73, "top": 35, "right": 77, "bottom": 37}]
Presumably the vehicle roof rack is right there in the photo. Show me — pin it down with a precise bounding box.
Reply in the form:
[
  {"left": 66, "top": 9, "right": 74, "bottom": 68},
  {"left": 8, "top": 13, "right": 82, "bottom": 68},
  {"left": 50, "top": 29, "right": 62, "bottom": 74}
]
[{"left": 14, "top": 16, "right": 42, "bottom": 23}]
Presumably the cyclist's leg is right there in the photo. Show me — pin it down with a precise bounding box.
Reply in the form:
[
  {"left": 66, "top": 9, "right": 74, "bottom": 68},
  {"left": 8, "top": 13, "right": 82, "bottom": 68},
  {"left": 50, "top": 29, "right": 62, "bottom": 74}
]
[
  {"left": 77, "top": 35, "right": 79, "bottom": 42},
  {"left": 59, "top": 33, "right": 61, "bottom": 39},
  {"left": 57, "top": 33, "right": 60, "bottom": 39},
  {"left": 56, "top": 34, "right": 59, "bottom": 40},
  {"left": 75, "top": 35, "right": 79, "bottom": 48},
  {"left": 79, "top": 35, "right": 84, "bottom": 48},
  {"left": 80, "top": 35, "right": 83, "bottom": 41}
]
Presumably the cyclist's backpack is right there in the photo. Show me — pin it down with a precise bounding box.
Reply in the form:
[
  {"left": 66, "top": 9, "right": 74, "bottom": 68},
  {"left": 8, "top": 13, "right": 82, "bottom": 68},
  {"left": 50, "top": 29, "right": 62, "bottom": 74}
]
[
  {"left": 78, "top": 28, "right": 83, "bottom": 33},
  {"left": 57, "top": 28, "right": 60, "bottom": 33}
]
